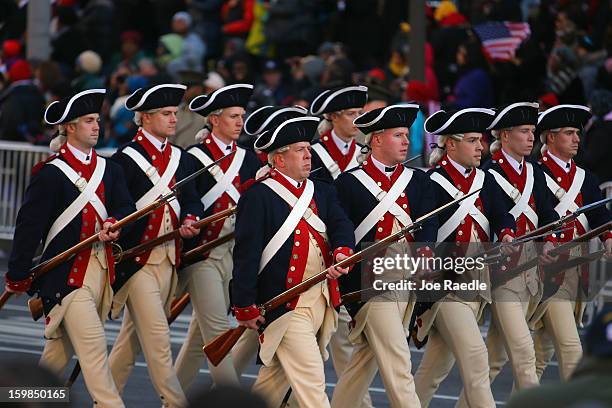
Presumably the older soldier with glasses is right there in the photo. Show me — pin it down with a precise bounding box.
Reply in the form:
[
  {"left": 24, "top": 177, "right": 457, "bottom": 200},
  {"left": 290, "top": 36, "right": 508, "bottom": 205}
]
[{"left": 232, "top": 115, "right": 355, "bottom": 408}]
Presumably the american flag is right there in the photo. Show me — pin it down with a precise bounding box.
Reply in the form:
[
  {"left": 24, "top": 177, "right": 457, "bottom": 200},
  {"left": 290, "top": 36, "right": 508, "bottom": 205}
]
[{"left": 473, "top": 21, "right": 531, "bottom": 61}]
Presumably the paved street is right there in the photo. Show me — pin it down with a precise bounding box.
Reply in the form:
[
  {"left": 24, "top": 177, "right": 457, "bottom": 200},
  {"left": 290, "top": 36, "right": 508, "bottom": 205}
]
[{"left": 0, "top": 293, "right": 568, "bottom": 407}]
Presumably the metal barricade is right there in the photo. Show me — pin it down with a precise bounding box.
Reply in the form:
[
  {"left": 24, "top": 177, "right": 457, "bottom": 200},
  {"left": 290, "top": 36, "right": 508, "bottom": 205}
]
[
  {"left": 583, "top": 181, "right": 612, "bottom": 325},
  {"left": 0, "top": 141, "right": 116, "bottom": 240},
  {"left": 0, "top": 141, "right": 52, "bottom": 239}
]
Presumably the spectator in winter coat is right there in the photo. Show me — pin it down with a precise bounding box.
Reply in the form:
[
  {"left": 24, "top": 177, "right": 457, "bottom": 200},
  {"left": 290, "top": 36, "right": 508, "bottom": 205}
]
[
  {"left": 576, "top": 89, "right": 612, "bottom": 183},
  {"left": 0, "top": 60, "right": 46, "bottom": 143},
  {"left": 167, "top": 12, "right": 207, "bottom": 77},
  {"left": 445, "top": 41, "right": 493, "bottom": 109},
  {"left": 222, "top": 0, "right": 254, "bottom": 40}
]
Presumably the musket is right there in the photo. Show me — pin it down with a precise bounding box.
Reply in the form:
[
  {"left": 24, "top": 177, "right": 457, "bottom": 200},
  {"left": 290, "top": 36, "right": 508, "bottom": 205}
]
[
  {"left": 339, "top": 264, "right": 453, "bottom": 307},
  {"left": 114, "top": 207, "right": 237, "bottom": 263},
  {"left": 0, "top": 153, "right": 234, "bottom": 313},
  {"left": 181, "top": 233, "right": 235, "bottom": 265},
  {"left": 115, "top": 163, "right": 330, "bottom": 264},
  {"left": 451, "top": 197, "right": 612, "bottom": 267},
  {"left": 202, "top": 188, "right": 482, "bottom": 367},
  {"left": 543, "top": 249, "right": 607, "bottom": 277},
  {"left": 28, "top": 233, "right": 236, "bottom": 322},
  {"left": 494, "top": 220, "right": 612, "bottom": 287},
  {"left": 65, "top": 291, "right": 192, "bottom": 387},
  {"left": 480, "top": 227, "right": 574, "bottom": 264},
  {"left": 92, "top": 234, "right": 238, "bottom": 325},
  {"left": 403, "top": 154, "right": 422, "bottom": 165},
  {"left": 519, "top": 196, "right": 612, "bottom": 241}
]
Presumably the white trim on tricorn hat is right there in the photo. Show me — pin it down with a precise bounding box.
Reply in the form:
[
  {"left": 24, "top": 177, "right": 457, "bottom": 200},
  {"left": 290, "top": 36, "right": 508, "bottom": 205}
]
[
  {"left": 254, "top": 116, "right": 320, "bottom": 152},
  {"left": 425, "top": 107, "right": 495, "bottom": 135},
  {"left": 537, "top": 104, "right": 591, "bottom": 144},
  {"left": 309, "top": 85, "right": 368, "bottom": 116},
  {"left": 353, "top": 103, "right": 420, "bottom": 129},
  {"left": 189, "top": 83, "right": 254, "bottom": 113},
  {"left": 309, "top": 90, "right": 331, "bottom": 115},
  {"left": 487, "top": 101, "right": 539, "bottom": 130},
  {"left": 44, "top": 88, "right": 106, "bottom": 125},
  {"left": 244, "top": 105, "right": 308, "bottom": 136},
  {"left": 423, "top": 110, "right": 447, "bottom": 135},
  {"left": 126, "top": 83, "right": 186, "bottom": 111},
  {"left": 537, "top": 104, "right": 590, "bottom": 126}
]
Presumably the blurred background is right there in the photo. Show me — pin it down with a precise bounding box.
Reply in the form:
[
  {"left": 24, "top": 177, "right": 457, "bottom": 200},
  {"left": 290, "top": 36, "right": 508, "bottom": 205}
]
[
  {"left": 0, "top": 0, "right": 609, "bottom": 170},
  {"left": 0, "top": 2, "right": 611, "bottom": 406}
]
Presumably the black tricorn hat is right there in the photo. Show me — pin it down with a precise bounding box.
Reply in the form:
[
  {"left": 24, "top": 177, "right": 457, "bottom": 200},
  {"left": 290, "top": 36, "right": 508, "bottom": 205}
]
[
  {"left": 536, "top": 104, "right": 591, "bottom": 139},
  {"left": 353, "top": 104, "right": 420, "bottom": 134},
  {"left": 309, "top": 85, "right": 368, "bottom": 116},
  {"left": 125, "top": 83, "right": 186, "bottom": 111},
  {"left": 254, "top": 116, "right": 320, "bottom": 153},
  {"left": 487, "top": 102, "right": 539, "bottom": 130},
  {"left": 424, "top": 108, "right": 496, "bottom": 135},
  {"left": 244, "top": 105, "right": 308, "bottom": 136},
  {"left": 189, "top": 83, "right": 254, "bottom": 117},
  {"left": 44, "top": 88, "right": 106, "bottom": 125}
]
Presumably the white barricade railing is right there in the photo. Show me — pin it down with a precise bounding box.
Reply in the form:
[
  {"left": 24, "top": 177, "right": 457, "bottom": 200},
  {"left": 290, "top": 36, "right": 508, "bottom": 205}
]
[
  {"left": 0, "top": 142, "right": 52, "bottom": 240},
  {"left": 583, "top": 181, "right": 612, "bottom": 325},
  {"left": 0, "top": 141, "right": 116, "bottom": 240}
]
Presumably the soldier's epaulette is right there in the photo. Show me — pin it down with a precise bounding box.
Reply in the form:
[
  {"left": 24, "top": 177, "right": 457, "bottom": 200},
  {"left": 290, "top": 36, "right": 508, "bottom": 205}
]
[{"left": 31, "top": 154, "right": 58, "bottom": 176}]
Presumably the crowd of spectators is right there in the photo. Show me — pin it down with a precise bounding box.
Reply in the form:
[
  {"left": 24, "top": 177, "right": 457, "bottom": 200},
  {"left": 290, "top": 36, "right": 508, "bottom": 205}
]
[{"left": 0, "top": 0, "right": 610, "bottom": 181}]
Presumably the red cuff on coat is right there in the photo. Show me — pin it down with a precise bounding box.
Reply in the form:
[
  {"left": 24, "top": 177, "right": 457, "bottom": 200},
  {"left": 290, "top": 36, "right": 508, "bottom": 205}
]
[
  {"left": 233, "top": 304, "right": 260, "bottom": 321},
  {"left": 498, "top": 228, "right": 515, "bottom": 242},
  {"left": 601, "top": 231, "right": 612, "bottom": 242},
  {"left": 416, "top": 246, "right": 434, "bottom": 258},
  {"left": 182, "top": 214, "right": 200, "bottom": 224},
  {"left": 104, "top": 217, "right": 117, "bottom": 225},
  {"left": 543, "top": 233, "right": 558, "bottom": 245},
  {"left": 334, "top": 247, "right": 354, "bottom": 272},
  {"left": 5, "top": 274, "right": 32, "bottom": 292}
]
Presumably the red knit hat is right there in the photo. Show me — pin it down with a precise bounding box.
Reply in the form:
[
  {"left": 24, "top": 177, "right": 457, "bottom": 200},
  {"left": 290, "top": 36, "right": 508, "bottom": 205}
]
[
  {"left": 367, "top": 68, "right": 386, "bottom": 83},
  {"left": 406, "top": 80, "right": 434, "bottom": 103},
  {"left": 8, "top": 59, "right": 32, "bottom": 82},
  {"left": 539, "top": 92, "right": 559, "bottom": 109},
  {"left": 2, "top": 40, "right": 21, "bottom": 59}
]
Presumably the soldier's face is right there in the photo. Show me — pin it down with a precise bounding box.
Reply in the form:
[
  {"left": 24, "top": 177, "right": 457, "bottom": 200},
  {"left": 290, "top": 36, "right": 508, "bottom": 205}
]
[
  {"left": 548, "top": 127, "right": 580, "bottom": 159},
  {"left": 503, "top": 125, "right": 535, "bottom": 158},
  {"left": 210, "top": 107, "right": 245, "bottom": 142},
  {"left": 331, "top": 108, "right": 362, "bottom": 138},
  {"left": 370, "top": 127, "right": 409, "bottom": 165},
  {"left": 69, "top": 113, "right": 100, "bottom": 149},
  {"left": 278, "top": 142, "right": 312, "bottom": 181},
  {"left": 144, "top": 107, "right": 178, "bottom": 139},
  {"left": 448, "top": 132, "right": 483, "bottom": 168}
]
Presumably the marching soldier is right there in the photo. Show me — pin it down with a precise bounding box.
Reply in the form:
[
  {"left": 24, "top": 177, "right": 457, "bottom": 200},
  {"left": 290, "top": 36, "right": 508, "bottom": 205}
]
[
  {"left": 232, "top": 116, "right": 356, "bottom": 407},
  {"left": 455, "top": 102, "right": 561, "bottom": 403},
  {"left": 413, "top": 108, "right": 517, "bottom": 408},
  {"left": 244, "top": 104, "right": 310, "bottom": 178},
  {"left": 309, "top": 85, "right": 373, "bottom": 407},
  {"left": 531, "top": 104, "right": 612, "bottom": 380},
  {"left": 6, "top": 89, "right": 135, "bottom": 407},
  {"left": 173, "top": 84, "right": 261, "bottom": 389},
  {"left": 309, "top": 85, "right": 368, "bottom": 183},
  {"left": 108, "top": 83, "right": 204, "bottom": 408},
  {"left": 331, "top": 104, "right": 437, "bottom": 408}
]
